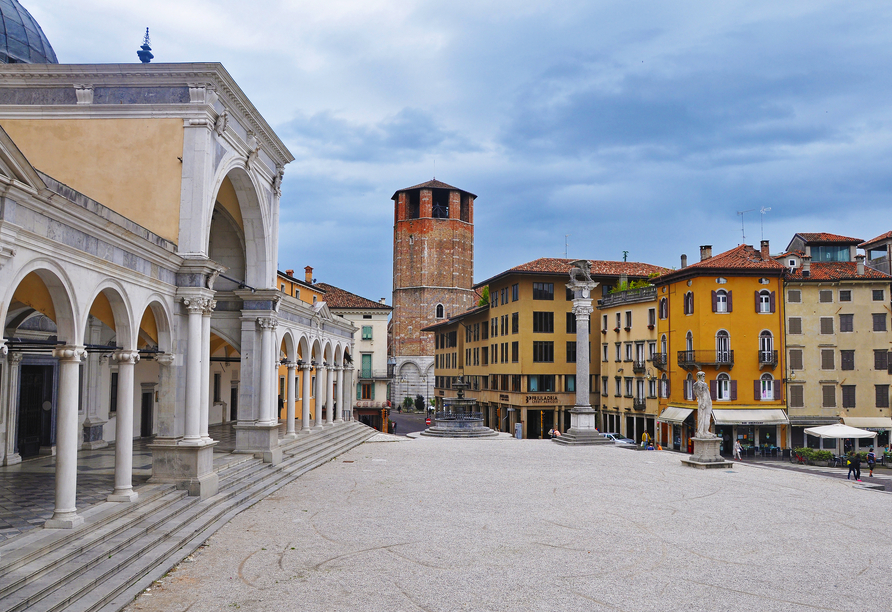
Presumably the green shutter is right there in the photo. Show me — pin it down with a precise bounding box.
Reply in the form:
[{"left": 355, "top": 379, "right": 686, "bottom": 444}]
[
  {"left": 371, "top": 384, "right": 376, "bottom": 400},
  {"left": 357, "top": 384, "right": 361, "bottom": 400}
]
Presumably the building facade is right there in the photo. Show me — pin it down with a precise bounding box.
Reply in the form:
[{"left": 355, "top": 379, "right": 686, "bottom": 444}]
[{"left": 390, "top": 180, "right": 477, "bottom": 406}]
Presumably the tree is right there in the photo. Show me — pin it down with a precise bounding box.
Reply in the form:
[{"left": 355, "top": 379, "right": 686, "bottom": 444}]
[
  {"left": 414, "top": 394, "right": 425, "bottom": 412},
  {"left": 478, "top": 286, "right": 489, "bottom": 306}
]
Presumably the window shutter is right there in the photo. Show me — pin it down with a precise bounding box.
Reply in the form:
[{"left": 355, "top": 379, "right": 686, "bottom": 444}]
[
  {"left": 770, "top": 291, "right": 775, "bottom": 313},
  {"left": 371, "top": 384, "right": 375, "bottom": 400},
  {"left": 754, "top": 291, "right": 760, "bottom": 313},
  {"left": 754, "top": 380, "right": 760, "bottom": 401},
  {"left": 666, "top": 380, "right": 670, "bottom": 397},
  {"left": 788, "top": 317, "right": 802, "bottom": 334},
  {"left": 727, "top": 291, "right": 733, "bottom": 312},
  {"left": 789, "top": 349, "right": 803, "bottom": 371},
  {"left": 730, "top": 380, "right": 737, "bottom": 400},
  {"left": 709, "top": 380, "right": 717, "bottom": 400},
  {"left": 774, "top": 384, "right": 781, "bottom": 400},
  {"left": 356, "top": 384, "right": 361, "bottom": 400},
  {"left": 711, "top": 290, "right": 717, "bottom": 312}
]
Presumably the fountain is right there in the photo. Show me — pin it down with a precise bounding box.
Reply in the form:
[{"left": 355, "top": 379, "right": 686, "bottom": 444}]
[{"left": 420, "top": 376, "right": 498, "bottom": 438}]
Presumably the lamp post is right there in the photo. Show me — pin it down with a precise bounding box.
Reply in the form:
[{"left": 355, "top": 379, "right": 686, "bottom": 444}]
[
  {"left": 400, "top": 377, "right": 407, "bottom": 411},
  {"left": 421, "top": 375, "right": 430, "bottom": 416}
]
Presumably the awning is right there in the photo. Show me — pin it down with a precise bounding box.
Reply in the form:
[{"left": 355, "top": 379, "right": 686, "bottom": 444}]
[
  {"left": 712, "top": 409, "right": 789, "bottom": 426},
  {"left": 805, "top": 423, "right": 877, "bottom": 439},
  {"left": 657, "top": 406, "right": 693, "bottom": 424},
  {"left": 842, "top": 417, "right": 892, "bottom": 431}
]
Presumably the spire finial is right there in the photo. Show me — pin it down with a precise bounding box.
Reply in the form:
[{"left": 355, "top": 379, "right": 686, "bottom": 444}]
[{"left": 137, "top": 28, "right": 154, "bottom": 64}]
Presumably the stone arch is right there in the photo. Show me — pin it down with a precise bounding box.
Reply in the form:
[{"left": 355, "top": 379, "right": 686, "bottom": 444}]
[
  {"left": 297, "top": 335, "right": 310, "bottom": 362},
  {"left": 279, "top": 329, "right": 296, "bottom": 362},
  {"left": 209, "top": 325, "right": 241, "bottom": 355},
  {"left": 136, "top": 296, "right": 174, "bottom": 354},
  {"left": 2, "top": 259, "right": 79, "bottom": 346},
  {"left": 82, "top": 279, "right": 135, "bottom": 351}
]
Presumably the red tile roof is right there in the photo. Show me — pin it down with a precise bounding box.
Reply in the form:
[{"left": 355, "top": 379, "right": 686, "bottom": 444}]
[
  {"left": 391, "top": 179, "right": 476, "bottom": 200},
  {"left": 475, "top": 258, "right": 668, "bottom": 288},
  {"left": 657, "top": 244, "right": 786, "bottom": 283},
  {"left": 314, "top": 283, "right": 392, "bottom": 310},
  {"left": 421, "top": 304, "right": 489, "bottom": 331},
  {"left": 859, "top": 231, "right": 892, "bottom": 250},
  {"left": 784, "top": 261, "right": 891, "bottom": 281},
  {"left": 796, "top": 232, "right": 863, "bottom": 244}
]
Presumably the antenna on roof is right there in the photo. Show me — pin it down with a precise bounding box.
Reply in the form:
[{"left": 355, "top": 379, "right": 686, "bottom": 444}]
[
  {"left": 565, "top": 234, "right": 569, "bottom": 259},
  {"left": 623, "top": 250, "right": 629, "bottom": 262},
  {"left": 759, "top": 207, "right": 771, "bottom": 240},
  {"left": 737, "top": 209, "right": 755, "bottom": 244}
]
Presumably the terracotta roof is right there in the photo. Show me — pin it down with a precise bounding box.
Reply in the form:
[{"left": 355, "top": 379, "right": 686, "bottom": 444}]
[
  {"left": 784, "top": 262, "right": 891, "bottom": 281},
  {"left": 391, "top": 179, "right": 476, "bottom": 200},
  {"left": 859, "top": 231, "right": 892, "bottom": 250},
  {"left": 421, "top": 304, "right": 489, "bottom": 332},
  {"left": 475, "top": 258, "right": 668, "bottom": 288},
  {"left": 795, "top": 232, "right": 863, "bottom": 244},
  {"left": 314, "top": 283, "right": 391, "bottom": 310},
  {"left": 657, "top": 244, "right": 786, "bottom": 283}
]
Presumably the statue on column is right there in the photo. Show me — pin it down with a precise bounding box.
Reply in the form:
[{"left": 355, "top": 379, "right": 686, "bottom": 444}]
[{"left": 692, "top": 371, "right": 716, "bottom": 438}]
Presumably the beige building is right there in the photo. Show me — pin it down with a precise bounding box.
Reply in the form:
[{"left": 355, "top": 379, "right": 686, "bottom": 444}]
[{"left": 782, "top": 233, "right": 892, "bottom": 451}]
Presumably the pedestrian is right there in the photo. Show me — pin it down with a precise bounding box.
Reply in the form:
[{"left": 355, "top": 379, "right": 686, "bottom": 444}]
[
  {"left": 847, "top": 452, "right": 856, "bottom": 480},
  {"left": 392, "top": 422, "right": 397, "bottom": 434},
  {"left": 734, "top": 440, "right": 743, "bottom": 461},
  {"left": 852, "top": 452, "right": 862, "bottom": 481},
  {"left": 867, "top": 447, "right": 876, "bottom": 477}
]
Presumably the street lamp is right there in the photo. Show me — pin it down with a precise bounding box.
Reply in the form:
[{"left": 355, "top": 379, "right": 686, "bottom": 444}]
[
  {"left": 400, "top": 377, "right": 407, "bottom": 410},
  {"left": 421, "top": 375, "right": 431, "bottom": 416}
]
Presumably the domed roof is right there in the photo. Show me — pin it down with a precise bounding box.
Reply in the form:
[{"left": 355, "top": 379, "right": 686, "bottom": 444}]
[{"left": 0, "top": 0, "right": 57, "bottom": 64}]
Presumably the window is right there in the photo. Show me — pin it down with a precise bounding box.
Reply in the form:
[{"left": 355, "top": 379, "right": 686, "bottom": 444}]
[
  {"left": 602, "top": 344, "right": 609, "bottom": 362},
  {"left": 566, "top": 341, "right": 577, "bottom": 363},
  {"left": 661, "top": 335, "right": 667, "bottom": 357},
  {"left": 602, "top": 314, "right": 608, "bottom": 332},
  {"left": 788, "top": 317, "right": 802, "bottom": 334},
  {"left": 361, "top": 326, "right": 372, "bottom": 340},
  {"left": 659, "top": 298, "right": 668, "bottom": 319},
  {"left": 491, "top": 291, "right": 499, "bottom": 307},
  {"left": 648, "top": 379, "right": 657, "bottom": 398},
  {"left": 840, "top": 350, "right": 855, "bottom": 371},
  {"left": 601, "top": 376, "right": 609, "bottom": 396},
  {"left": 715, "top": 330, "right": 730, "bottom": 362},
  {"left": 616, "top": 312, "right": 622, "bottom": 330},
  {"left": 789, "top": 385, "right": 804, "bottom": 408},
  {"left": 512, "top": 312, "right": 519, "bottom": 334},
  {"left": 873, "top": 313, "right": 887, "bottom": 332},
  {"left": 822, "top": 385, "right": 836, "bottom": 408},
  {"left": 842, "top": 385, "right": 856, "bottom": 408},
  {"left": 819, "top": 290, "right": 833, "bottom": 303},
  {"left": 787, "top": 289, "right": 801, "bottom": 303},
  {"left": 566, "top": 287, "right": 574, "bottom": 301},
  {"left": 648, "top": 342, "right": 656, "bottom": 359},
  {"left": 491, "top": 317, "right": 498, "bottom": 338},
  {"left": 533, "top": 311, "right": 554, "bottom": 333},
  {"left": 683, "top": 292, "right": 694, "bottom": 315},
  {"left": 648, "top": 308, "right": 656, "bottom": 327},
  {"left": 481, "top": 346, "right": 488, "bottom": 365},
  {"left": 512, "top": 284, "right": 519, "bottom": 301},
  {"left": 820, "top": 317, "right": 834, "bottom": 335},
  {"left": 821, "top": 349, "right": 835, "bottom": 370},
  {"left": 712, "top": 289, "right": 731, "bottom": 313},
  {"left": 715, "top": 374, "right": 732, "bottom": 401},
  {"left": 565, "top": 375, "right": 576, "bottom": 393},
  {"left": 621, "top": 311, "right": 631, "bottom": 330},
  {"left": 873, "top": 289, "right": 885, "bottom": 301},
  {"left": 512, "top": 341, "right": 519, "bottom": 363},
  {"left": 839, "top": 314, "right": 853, "bottom": 333},
  {"left": 759, "top": 374, "right": 775, "bottom": 401},
  {"left": 435, "top": 304, "right": 444, "bottom": 319},
  {"left": 660, "top": 375, "right": 669, "bottom": 399},
  {"left": 875, "top": 350, "right": 889, "bottom": 371},
  {"left": 501, "top": 314, "right": 508, "bottom": 336},
  {"left": 876, "top": 385, "right": 890, "bottom": 408},
  {"left": 501, "top": 287, "right": 508, "bottom": 305},
  {"left": 566, "top": 312, "right": 577, "bottom": 334},
  {"left": 788, "top": 349, "right": 803, "bottom": 371},
  {"left": 532, "top": 341, "right": 554, "bottom": 362},
  {"left": 759, "top": 331, "right": 773, "bottom": 363},
  {"left": 839, "top": 290, "right": 852, "bottom": 302},
  {"left": 684, "top": 373, "right": 694, "bottom": 401},
  {"left": 625, "top": 343, "right": 633, "bottom": 361},
  {"left": 624, "top": 377, "right": 633, "bottom": 397},
  {"left": 615, "top": 378, "right": 622, "bottom": 397},
  {"left": 756, "top": 290, "right": 773, "bottom": 313},
  {"left": 533, "top": 283, "right": 554, "bottom": 300},
  {"left": 615, "top": 343, "right": 621, "bottom": 362},
  {"left": 528, "top": 375, "right": 555, "bottom": 393},
  {"left": 360, "top": 383, "right": 373, "bottom": 400},
  {"left": 685, "top": 331, "right": 693, "bottom": 353}
]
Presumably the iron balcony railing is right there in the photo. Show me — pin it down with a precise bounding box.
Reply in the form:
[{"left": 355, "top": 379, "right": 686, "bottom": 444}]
[
  {"left": 677, "top": 350, "right": 734, "bottom": 369},
  {"left": 633, "top": 398, "right": 647, "bottom": 411},
  {"left": 359, "top": 369, "right": 391, "bottom": 380},
  {"left": 758, "top": 350, "right": 779, "bottom": 368},
  {"left": 632, "top": 360, "right": 646, "bottom": 374},
  {"left": 652, "top": 353, "right": 667, "bottom": 370},
  {"left": 600, "top": 286, "right": 658, "bottom": 307}
]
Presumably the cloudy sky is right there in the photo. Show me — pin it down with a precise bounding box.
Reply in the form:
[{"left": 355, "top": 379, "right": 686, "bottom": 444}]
[{"left": 27, "top": 1, "right": 892, "bottom": 301}]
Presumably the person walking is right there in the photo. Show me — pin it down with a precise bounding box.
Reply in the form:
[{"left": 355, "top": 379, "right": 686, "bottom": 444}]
[
  {"left": 734, "top": 440, "right": 743, "bottom": 461},
  {"left": 867, "top": 447, "right": 876, "bottom": 477},
  {"left": 847, "top": 452, "right": 856, "bottom": 480},
  {"left": 852, "top": 452, "right": 862, "bottom": 482}
]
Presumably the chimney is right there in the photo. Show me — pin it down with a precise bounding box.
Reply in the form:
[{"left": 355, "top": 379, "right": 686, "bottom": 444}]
[
  {"left": 304, "top": 266, "right": 313, "bottom": 284},
  {"left": 856, "top": 254, "right": 865, "bottom": 276},
  {"left": 379, "top": 298, "right": 386, "bottom": 305},
  {"left": 760, "top": 240, "right": 770, "bottom": 259},
  {"left": 285, "top": 269, "right": 294, "bottom": 277},
  {"left": 680, "top": 254, "right": 687, "bottom": 268},
  {"left": 699, "top": 245, "right": 712, "bottom": 262},
  {"left": 802, "top": 255, "right": 811, "bottom": 277}
]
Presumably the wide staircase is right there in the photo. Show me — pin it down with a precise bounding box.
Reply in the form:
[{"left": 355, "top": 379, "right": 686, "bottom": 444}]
[{"left": 0, "top": 421, "right": 377, "bottom": 612}]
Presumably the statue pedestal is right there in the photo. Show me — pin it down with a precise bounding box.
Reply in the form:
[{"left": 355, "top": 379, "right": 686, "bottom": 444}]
[
  {"left": 681, "top": 437, "right": 733, "bottom": 469},
  {"left": 552, "top": 406, "right": 612, "bottom": 446}
]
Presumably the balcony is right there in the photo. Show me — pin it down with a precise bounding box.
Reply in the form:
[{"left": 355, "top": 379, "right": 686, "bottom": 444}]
[
  {"left": 632, "top": 360, "right": 646, "bottom": 374},
  {"left": 633, "top": 398, "right": 647, "bottom": 411},
  {"left": 758, "top": 350, "right": 778, "bottom": 369},
  {"left": 652, "top": 353, "right": 667, "bottom": 371},
  {"left": 358, "top": 369, "right": 391, "bottom": 381},
  {"left": 677, "top": 350, "right": 734, "bottom": 371},
  {"left": 600, "top": 286, "right": 657, "bottom": 308}
]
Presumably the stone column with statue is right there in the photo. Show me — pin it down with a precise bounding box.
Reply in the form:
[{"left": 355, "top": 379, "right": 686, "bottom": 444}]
[{"left": 682, "top": 371, "right": 733, "bottom": 468}]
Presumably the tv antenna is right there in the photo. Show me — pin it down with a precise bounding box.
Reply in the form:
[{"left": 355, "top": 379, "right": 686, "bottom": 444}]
[
  {"left": 622, "top": 250, "right": 629, "bottom": 262},
  {"left": 759, "top": 207, "right": 771, "bottom": 240},
  {"left": 565, "top": 234, "right": 569, "bottom": 259},
  {"left": 737, "top": 209, "right": 755, "bottom": 244}
]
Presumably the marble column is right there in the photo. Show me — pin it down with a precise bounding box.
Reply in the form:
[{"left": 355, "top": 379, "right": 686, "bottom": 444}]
[
  {"left": 46, "top": 346, "right": 86, "bottom": 529},
  {"left": 335, "top": 366, "right": 345, "bottom": 422},
  {"left": 81, "top": 320, "right": 108, "bottom": 449},
  {"left": 300, "top": 364, "right": 312, "bottom": 431},
  {"left": 2, "top": 348, "right": 23, "bottom": 466},
  {"left": 314, "top": 365, "right": 325, "bottom": 429},
  {"left": 109, "top": 350, "right": 139, "bottom": 502},
  {"left": 200, "top": 300, "right": 216, "bottom": 443},
  {"left": 257, "top": 317, "right": 277, "bottom": 426},
  {"left": 326, "top": 365, "right": 335, "bottom": 425},
  {"left": 181, "top": 297, "right": 206, "bottom": 445},
  {"left": 285, "top": 362, "right": 297, "bottom": 438}
]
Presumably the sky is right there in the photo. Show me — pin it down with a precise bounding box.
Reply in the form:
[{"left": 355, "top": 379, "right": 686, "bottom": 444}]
[{"left": 25, "top": 1, "right": 892, "bottom": 302}]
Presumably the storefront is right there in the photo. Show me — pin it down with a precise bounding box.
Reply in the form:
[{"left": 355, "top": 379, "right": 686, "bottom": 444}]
[
  {"left": 842, "top": 417, "right": 892, "bottom": 451},
  {"left": 713, "top": 409, "right": 789, "bottom": 457},
  {"left": 656, "top": 406, "right": 693, "bottom": 451}
]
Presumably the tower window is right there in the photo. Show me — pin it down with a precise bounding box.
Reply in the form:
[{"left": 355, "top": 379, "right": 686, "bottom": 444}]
[
  {"left": 436, "top": 304, "right": 445, "bottom": 319},
  {"left": 408, "top": 191, "right": 420, "bottom": 219},
  {"left": 432, "top": 189, "right": 449, "bottom": 218}
]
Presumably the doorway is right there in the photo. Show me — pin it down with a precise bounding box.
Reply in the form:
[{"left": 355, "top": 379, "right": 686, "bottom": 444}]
[
  {"left": 140, "top": 391, "right": 154, "bottom": 438},
  {"left": 230, "top": 385, "right": 238, "bottom": 421},
  {"left": 17, "top": 363, "right": 56, "bottom": 458}
]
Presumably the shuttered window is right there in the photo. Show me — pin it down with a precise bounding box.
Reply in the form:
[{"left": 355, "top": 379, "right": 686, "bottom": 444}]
[
  {"left": 822, "top": 385, "right": 836, "bottom": 408},
  {"left": 842, "top": 385, "right": 856, "bottom": 408},
  {"left": 821, "top": 349, "right": 835, "bottom": 370},
  {"left": 820, "top": 317, "right": 834, "bottom": 335},
  {"left": 788, "top": 349, "right": 803, "bottom": 371},
  {"left": 877, "top": 385, "right": 890, "bottom": 409},
  {"left": 840, "top": 350, "right": 854, "bottom": 371},
  {"left": 789, "top": 385, "right": 804, "bottom": 408},
  {"left": 787, "top": 290, "right": 801, "bottom": 303},
  {"left": 875, "top": 350, "right": 889, "bottom": 371},
  {"left": 839, "top": 314, "right": 853, "bottom": 332},
  {"left": 819, "top": 290, "right": 833, "bottom": 303},
  {"left": 788, "top": 317, "right": 802, "bottom": 334},
  {"left": 873, "top": 313, "right": 887, "bottom": 332},
  {"left": 839, "top": 290, "right": 851, "bottom": 302}
]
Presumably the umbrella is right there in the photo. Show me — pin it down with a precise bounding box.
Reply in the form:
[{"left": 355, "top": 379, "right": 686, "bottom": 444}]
[{"left": 803, "top": 423, "right": 877, "bottom": 439}]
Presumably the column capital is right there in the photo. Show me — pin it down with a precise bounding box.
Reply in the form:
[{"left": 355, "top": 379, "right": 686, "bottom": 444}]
[
  {"left": 0, "top": 342, "right": 6, "bottom": 357},
  {"left": 99, "top": 353, "right": 111, "bottom": 365},
  {"left": 53, "top": 346, "right": 86, "bottom": 363},
  {"left": 155, "top": 353, "right": 176, "bottom": 367},
  {"left": 282, "top": 361, "right": 297, "bottom": 370},
  {"left": 257, "top": 316, "right": 278, "bottom": 330},
  {"left": 299, "top": 363, "right": 312, "bottom": 371},
  {"left": 573, "top": 302, "right": 594, "bottom": 317},
  {"left": 202, "top": 299, "right": 218, "bottom": 316},
  {"left": 183, "top": 296, "right": 211, "bottom": 314},
  {"left": 9, "top": 350, "right": 23, "bottom": 364},
  {"left": 112, "top": 350, "right": 141, "bottom": 366}
]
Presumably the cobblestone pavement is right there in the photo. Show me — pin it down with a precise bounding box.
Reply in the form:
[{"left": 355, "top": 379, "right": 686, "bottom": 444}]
[{"left": 125, "top": 438, "right": 892, "bottom": 612}]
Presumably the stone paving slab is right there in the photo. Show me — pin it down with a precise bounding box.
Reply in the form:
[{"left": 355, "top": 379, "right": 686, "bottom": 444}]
[{"left": 124, "top": 438, "right": 892, "bottom": 612}]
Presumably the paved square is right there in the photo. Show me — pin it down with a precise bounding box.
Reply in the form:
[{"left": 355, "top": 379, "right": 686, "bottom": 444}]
[{"left": 126, "top": 437, "right": 891, "bottom": 612}]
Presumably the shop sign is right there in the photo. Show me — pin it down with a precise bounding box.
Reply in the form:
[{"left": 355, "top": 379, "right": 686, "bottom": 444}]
[{"left": 526, "top": 394, "right": 558, "bottom": 405}]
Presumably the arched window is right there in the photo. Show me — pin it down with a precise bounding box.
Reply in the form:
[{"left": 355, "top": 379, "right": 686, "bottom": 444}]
[
  {"left": 685, "top": 331, "right": 694, "bottom": 352},
  {"left": 659, "top": 297, "right": 668, "bottom": 319},
  {"left": 759, "top": 373, "right": 775, "bottom": 401},
  {"left": 660, "top": 374, "right": 669, "bottom": 399},
  {"left": 435, "top": 304, "right": 444, "bottom": 319},
  {"left": 716, "top": 373, "right": 731, "bottom": 401},
  {"left": 759, "top": 331, "right": 773, "bottom": 364},
  {"left": 757, "top": 289, "right": 773, "bottom": 313},
  {"left": 714, "top": 289, "right": 729, "bottom": 313},
  {"left": 716, "top": 330, "right": 730, "bottom": 364},
  {"left": 661, "top": 334, "right": 667, "bottom": 356},
  {"left": 684, "top": 291, "right": 694, "bottom": 315},
  {"left": 685, "top": 372, "right": 694, "bottom": 400}
]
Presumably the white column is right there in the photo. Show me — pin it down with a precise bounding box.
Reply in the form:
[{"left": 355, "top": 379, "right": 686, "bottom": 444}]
[
  {"left": 109, "top": 350, "right": 139, "bottom": 502},
  {"left": 182, "top": 297, "right": 205, "bottom": 445},
  {"left": 301, "top": 364, "right": 312, "bottom": 431},
  {"left": 285, "top": 362, "right": 297, "bottom": 437},
  {"left": 335, "top": 366, "right": 345, "bottom": 422},
  {"left": 257, "top": 317, "right": 277, "bottom": 426},
  {"left": 326, "top": 365, "right": 335, "bottom": 425},
  {"left": 314, "top": 365, "right": 325, "bottom": 429},
  {"left": 46, "top": 346, "right": 86, "bottom": 529},
  {"left": 200, "top": 300, "right": 215, "bottom": 443},
  {"left": 3, "top": 349, "right": 23, "bottom": 465}
]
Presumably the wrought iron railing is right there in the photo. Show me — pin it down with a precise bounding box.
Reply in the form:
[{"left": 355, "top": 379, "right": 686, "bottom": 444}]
[
  {"left": 758, "top": 350, "right": 778, "bottom": 368},
  {"left": 632, "top": 360, "right": 646, "bottom": 374},
  {"left": 633, "top": 398, "right": 647, "bottom": 411},
  {"left": 652, "top": 353, "right": 667, "bottom": 370},
  {"left": 677, "top": 350, "right": 734, "bottom": 369},
  {"left": 358, "top": 369, "right": 390, "bottom": 380}
]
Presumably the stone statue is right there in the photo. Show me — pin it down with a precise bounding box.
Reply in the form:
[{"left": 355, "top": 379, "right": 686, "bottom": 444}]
[
  {"left": 214, "top": 109, "right": 228, "bottom": 137},
  {"left": 567, "top": 259, "right": 595, "bottom": 299},
  {"left": 692, "top": 371, "right": 716, "bottom": 438}
]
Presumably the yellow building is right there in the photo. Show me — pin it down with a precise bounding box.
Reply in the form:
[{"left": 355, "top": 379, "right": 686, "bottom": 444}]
[
  {"left": 426, "top": 258, "right": 666, "bottom": 439},
  {"left": 654, "top": 242, "right": 787, "bottom": 456}
]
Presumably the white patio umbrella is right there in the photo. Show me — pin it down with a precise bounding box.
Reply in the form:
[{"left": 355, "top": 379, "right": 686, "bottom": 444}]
[{"left": 803, "top": 423, "right": 877, "bottom": 439}]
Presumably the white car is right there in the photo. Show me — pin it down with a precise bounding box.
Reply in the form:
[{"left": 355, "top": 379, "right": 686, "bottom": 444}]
[{"left": 601, "top": 432, "right": 636, "bottom": 444}]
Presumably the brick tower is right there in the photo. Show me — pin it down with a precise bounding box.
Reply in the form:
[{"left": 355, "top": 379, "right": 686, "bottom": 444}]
[{"left": 390, "top": 179, "right": 477, "bottom": 405}]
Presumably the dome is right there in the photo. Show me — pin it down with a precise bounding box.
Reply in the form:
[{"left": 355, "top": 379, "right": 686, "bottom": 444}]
[{"left": 0, "top": 0, "right": 57, "bottom": 64}]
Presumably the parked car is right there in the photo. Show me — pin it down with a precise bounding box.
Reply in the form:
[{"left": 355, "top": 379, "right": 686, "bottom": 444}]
[{"left": 602, "top": 432, "right": 635, "bottom": 444}]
